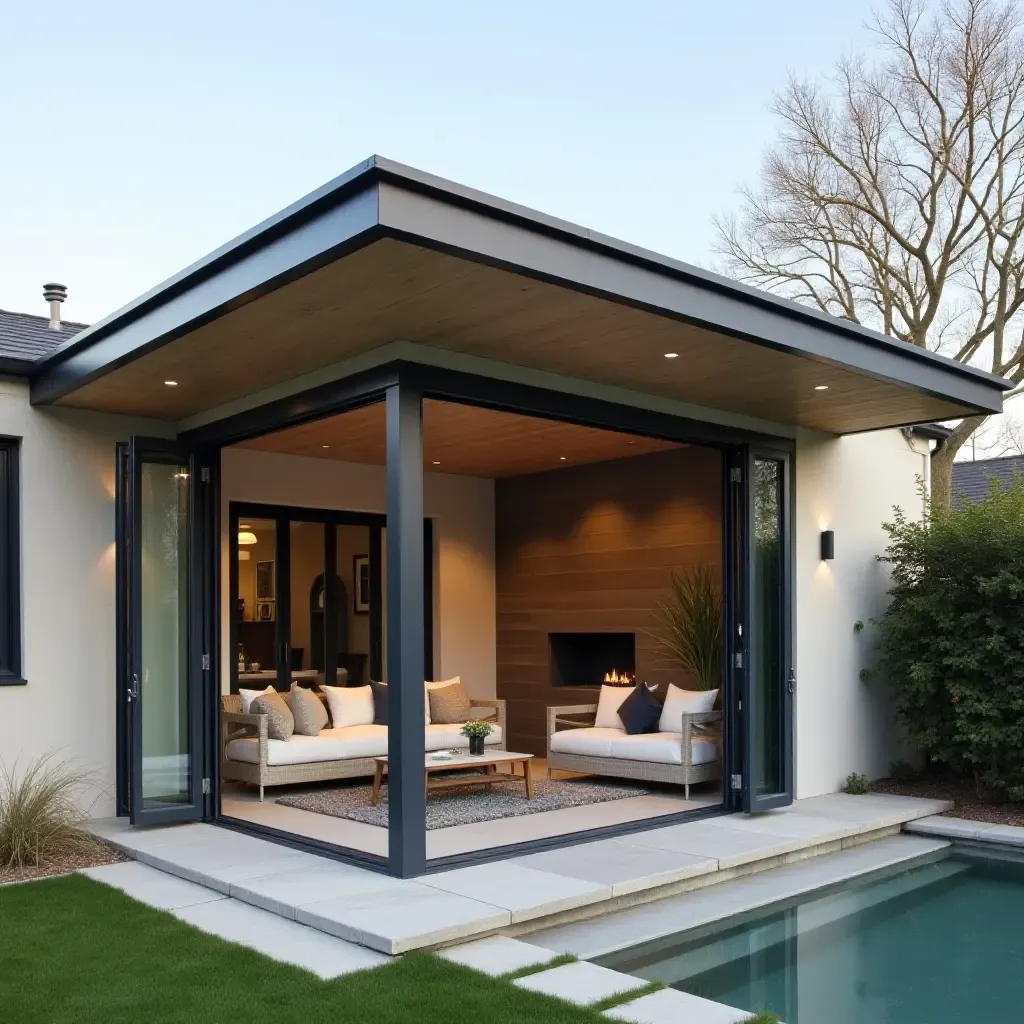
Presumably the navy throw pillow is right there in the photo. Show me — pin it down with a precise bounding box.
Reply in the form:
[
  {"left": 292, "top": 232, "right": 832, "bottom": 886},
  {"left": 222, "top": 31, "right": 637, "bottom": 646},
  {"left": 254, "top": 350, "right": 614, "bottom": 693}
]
[
  {"left": 370, "top": 680, "right": 388, "bottom": 725},
  {"left": 617, "top": 682, "right": 661, "bottom": 735}
]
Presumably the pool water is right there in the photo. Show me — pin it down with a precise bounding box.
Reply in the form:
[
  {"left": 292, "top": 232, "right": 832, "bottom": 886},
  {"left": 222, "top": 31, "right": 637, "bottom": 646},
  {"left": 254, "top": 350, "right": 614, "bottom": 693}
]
[{"left": 599, "top": 852, "right": 1024, "bottom": 1023}]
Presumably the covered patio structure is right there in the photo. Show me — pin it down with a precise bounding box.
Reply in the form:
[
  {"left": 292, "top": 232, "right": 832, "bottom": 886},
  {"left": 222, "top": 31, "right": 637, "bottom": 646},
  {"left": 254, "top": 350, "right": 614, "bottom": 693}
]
[{"left": 32, "top": 156, "right": 1007, "bottom": 877}]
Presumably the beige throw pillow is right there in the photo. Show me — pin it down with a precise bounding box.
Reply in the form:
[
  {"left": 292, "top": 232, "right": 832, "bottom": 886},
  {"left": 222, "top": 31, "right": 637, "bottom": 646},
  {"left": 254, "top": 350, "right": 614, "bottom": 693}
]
[
  {"left": 425, "top": 677, "right": 461, "bottom": 725},
  {"left": 288, "top": 683, "right": 328, "bottom": 736},
  {"left": 427, "top": 681, "right": 472, "bottom": 724},
  {"left": 251, "top": 691, "right": 295, "bottom": 740}
]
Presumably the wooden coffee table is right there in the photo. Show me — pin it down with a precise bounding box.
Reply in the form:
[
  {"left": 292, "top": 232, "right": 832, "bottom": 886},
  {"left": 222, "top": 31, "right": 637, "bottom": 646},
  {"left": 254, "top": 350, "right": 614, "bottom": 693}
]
[{"left": 370, "top": 750, "right": 535, "bottom": 806}]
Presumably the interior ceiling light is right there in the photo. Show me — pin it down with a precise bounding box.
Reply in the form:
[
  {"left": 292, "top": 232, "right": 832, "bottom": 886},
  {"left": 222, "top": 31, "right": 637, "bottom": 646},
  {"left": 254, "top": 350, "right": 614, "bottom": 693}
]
[
  {"left": 321, "top": 444, "right": 330, "bottom": 449},
  {"left": 664, "top": 352, "right": 679, "bottom": 359},
  {"left": 432, "top": 461, "right": 441, "bottom": 465},
  {"left": 164, "top": 380, "right": 178, "bottom": 386},
  {"left": 559, "top": 456, "right": 567, "bottom": 460},
  {"left": 815, "top": 385, "right": 829, "bottom": 391},
  {"left": 238, "top": 525, "right": 258, "bottom": 546}
]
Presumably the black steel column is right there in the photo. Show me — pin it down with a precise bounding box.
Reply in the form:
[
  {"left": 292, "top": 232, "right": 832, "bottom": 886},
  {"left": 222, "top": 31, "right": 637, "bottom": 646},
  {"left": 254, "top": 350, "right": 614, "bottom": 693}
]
[{"left": 385, "top": 383, "right": 426, "bottom": 876}]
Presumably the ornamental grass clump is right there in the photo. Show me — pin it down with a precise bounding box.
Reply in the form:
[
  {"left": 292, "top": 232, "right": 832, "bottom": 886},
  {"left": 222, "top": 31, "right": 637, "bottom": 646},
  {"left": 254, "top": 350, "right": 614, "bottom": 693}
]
[
  {"left": 0, "top": 753, "right": 100, "bottom": 870},
  {"left": 871, "top": 475, "right": 1024, "bottom": 800},
  {"left": 652, "top": 565, "right": 723, "bottom": 691}
]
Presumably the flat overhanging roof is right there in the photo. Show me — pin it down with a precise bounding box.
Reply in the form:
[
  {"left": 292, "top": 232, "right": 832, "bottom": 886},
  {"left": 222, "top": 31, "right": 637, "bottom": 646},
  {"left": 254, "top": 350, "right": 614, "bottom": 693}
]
[{"left": 32, "top": 156, "right": 1009, "bottom": 433}]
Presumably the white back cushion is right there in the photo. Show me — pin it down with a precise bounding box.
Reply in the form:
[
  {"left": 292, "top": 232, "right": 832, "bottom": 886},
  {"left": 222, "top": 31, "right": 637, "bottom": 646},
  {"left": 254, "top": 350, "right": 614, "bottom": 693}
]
[
  {"left": 594, "top": 684, "right": 633, "bottom": 730},
  {"left": 425, "top": 677, "right": 460, "bottom": 725},
  {"left": 321, "top": 684, "right": 375, "bottom": 728},
  {"left": 659, "top": 684, "right": 718, "bottom": 733},
  {"left": 239, "top": 685, "right": 274, "bottom": 714}
]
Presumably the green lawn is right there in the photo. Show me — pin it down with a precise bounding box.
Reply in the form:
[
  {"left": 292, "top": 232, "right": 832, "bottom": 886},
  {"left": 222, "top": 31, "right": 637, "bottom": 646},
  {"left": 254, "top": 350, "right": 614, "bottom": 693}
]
[{"left": 0, "top": 874, "right": 625, "bottom": 1024}]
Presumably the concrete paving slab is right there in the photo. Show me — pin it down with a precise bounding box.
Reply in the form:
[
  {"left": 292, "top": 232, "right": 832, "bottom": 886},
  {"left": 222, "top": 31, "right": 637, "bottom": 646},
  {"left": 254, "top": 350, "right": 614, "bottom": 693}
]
[
  {"left": 514, "top": 960, "right": 647, "bottom": 1006},
  {"left": 904, "top": 815, "right": 994, "bottom": 840},
  {"left": 230, "top": 861, "right": 405, "bottom": 917},
  {"left": 529, "top": 834, "right": 948, "bottom": 959},
  {"left": 604, "top": 987, "right": 754, "bottom": 1023},
  {"left": 627, "top": 820, "right": 801, "bottom": 868},
  {"left": 295, "top": 882, "right": 511, "bottom": 954},
  {"left": 513, "top": 838, "right": 717, "bottom": 896},
  {"left": 422, "top": 862, "right": 610, "bottom": 923},
  {"left": 439, "top": 935, "right": 555, "bottom": 976},
  {"left": 81, "top": 861, "right": 226, "bottom": 911}
]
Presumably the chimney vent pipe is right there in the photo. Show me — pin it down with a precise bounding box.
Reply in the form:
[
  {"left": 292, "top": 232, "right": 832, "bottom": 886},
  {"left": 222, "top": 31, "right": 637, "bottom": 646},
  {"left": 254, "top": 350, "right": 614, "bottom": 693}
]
[{"left": 42, "top": 283, "right": 67, "bottom": 330}]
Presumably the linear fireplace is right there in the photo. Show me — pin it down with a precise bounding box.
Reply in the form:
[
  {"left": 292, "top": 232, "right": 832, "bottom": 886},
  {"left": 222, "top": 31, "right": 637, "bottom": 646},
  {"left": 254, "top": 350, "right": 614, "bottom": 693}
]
[{"left": 549, "top": 632, "right": 636, "bottom": 688}]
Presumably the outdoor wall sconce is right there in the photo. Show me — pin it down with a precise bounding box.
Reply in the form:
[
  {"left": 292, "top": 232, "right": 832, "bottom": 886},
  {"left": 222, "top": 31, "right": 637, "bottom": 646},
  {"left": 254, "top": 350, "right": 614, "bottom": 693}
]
[{"left": 820, "top": 529, "right": 835, "bottom": 561}]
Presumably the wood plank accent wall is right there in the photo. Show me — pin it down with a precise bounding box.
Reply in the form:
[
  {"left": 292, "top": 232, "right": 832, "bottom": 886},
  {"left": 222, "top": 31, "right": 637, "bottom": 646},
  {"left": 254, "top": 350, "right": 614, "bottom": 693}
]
[{"left": 496, "top": 446, "right": 724, "bottom": 755}]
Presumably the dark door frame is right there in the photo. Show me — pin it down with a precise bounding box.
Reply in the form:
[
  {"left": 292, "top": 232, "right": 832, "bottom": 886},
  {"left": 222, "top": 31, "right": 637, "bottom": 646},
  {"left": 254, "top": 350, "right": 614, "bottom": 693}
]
[
  {"left": 741, "top": 445, "right": 795, "bottom": 812},
  {"left": 181, "top": 360, "right": 796, "bottom": 875},
  {"left": 125, "top": 437, "right": 205, "bottom": 826}
]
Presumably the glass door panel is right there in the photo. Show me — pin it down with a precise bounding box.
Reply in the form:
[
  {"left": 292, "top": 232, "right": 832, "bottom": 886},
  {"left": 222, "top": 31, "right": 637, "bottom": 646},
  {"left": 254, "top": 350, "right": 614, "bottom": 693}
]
[
  {"left": 743, "top": 450, "right": 793, "bottom": 811},
  {"left": 235, "top": 517, "right": 278, "bottom": 688},
  {"left": 290, "top": 520, "right": 327, "bottom": 681},
  {"left": 337, "top": 524, "right": 372, "bottom": 686},
  {"left": 129, "top": 438, "right": 201, "bottom": 824}
]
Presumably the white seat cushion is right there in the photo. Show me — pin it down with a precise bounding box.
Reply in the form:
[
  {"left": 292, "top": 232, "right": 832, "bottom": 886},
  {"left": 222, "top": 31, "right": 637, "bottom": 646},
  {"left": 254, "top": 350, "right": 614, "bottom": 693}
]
[
  {"left": 225, "top": 723, "right": 503, "bottom": 765},
  {"left": 225, "top": 725, "right": 389, "bottom": 766},
  {"left": 550, "top": 727, "right": 717, "bottom": 767},
  {"left": 425, "top": 723, "right": 502, "bottom": 750}
]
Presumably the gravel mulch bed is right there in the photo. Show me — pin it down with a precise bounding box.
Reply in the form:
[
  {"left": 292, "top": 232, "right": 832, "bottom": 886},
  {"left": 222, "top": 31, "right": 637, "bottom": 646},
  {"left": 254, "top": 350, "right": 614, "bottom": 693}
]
[
  {"left": 0, "top": 842, "right": 128, "bottom": 886},
  {"left": 871, "top": 774, "right": 1024, "bottom": 827}
]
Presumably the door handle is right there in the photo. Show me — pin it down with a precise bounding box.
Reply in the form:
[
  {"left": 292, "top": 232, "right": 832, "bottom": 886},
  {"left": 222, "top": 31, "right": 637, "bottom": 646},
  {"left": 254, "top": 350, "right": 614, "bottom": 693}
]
[
  {"left": 127, "top": 673, "right": 139, "bottom": 703},
  {"left": 787, "top": 668, "right": 796, "bottom": 694}
]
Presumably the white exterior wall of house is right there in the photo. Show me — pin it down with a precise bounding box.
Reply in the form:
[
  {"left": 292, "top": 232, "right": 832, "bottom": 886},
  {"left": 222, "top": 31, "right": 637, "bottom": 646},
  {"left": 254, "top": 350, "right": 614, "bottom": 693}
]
[
  {"left": 220, "top": 446, "right": 496, "bottom": 699},
  {"left": 0, "top": 370, "right": 933, "bottom": 818},
  {"left": 0, "top": 379, "right": 174, "bottom": 818},
  {"left": 794, "top": 426, "right": 930, "bottom": 798}
]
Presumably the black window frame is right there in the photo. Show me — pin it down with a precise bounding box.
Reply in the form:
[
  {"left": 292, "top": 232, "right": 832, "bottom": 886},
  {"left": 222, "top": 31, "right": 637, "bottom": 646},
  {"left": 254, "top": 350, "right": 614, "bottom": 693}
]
[{"left": 0, "top": 437, "right": 23, "bottom": 685}]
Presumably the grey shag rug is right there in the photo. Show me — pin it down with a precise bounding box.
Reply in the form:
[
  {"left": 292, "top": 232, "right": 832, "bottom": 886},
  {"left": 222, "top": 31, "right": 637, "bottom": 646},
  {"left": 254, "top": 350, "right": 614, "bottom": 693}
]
[{"left": 277, "top": 775, "right": 648, "bottom": 829}]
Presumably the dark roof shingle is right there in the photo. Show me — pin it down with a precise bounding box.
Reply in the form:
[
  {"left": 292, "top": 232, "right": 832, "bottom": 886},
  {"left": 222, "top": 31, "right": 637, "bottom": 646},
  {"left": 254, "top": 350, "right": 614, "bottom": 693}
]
[
  {"left": 953, "top": 455, "right": 1024, "bottom": 505},
  {"left": 0, "top": 309, "right": 88, "bottom": 365}
]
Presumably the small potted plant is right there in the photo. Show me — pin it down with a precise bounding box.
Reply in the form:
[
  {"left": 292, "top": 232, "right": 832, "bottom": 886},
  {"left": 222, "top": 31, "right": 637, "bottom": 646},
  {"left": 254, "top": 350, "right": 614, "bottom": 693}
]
[{"left": 461, "top": 719, "right": 492, "bottom": 756}]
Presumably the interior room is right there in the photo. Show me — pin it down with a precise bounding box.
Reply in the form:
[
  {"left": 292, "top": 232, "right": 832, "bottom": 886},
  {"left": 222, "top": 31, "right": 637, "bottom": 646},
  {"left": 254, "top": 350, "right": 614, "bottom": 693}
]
[{"left": 217, "top": 396, "right": 728, "bottom": 860}]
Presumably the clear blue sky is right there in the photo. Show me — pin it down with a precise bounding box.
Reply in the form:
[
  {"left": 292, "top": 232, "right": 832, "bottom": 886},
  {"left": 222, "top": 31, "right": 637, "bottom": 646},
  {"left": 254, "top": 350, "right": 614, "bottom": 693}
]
[{"left": 2, "top": 0, "right": 878, "bottom": 324}]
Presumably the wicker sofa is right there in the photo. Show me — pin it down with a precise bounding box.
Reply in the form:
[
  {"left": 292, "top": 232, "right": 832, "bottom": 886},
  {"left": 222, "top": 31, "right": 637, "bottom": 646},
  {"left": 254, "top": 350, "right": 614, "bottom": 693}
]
[
  {"left": 547, "top": 703, "right": 722, "bottom": 799},
  {"left": 221, "top": 693, "right": 506, "bottom": 799}
]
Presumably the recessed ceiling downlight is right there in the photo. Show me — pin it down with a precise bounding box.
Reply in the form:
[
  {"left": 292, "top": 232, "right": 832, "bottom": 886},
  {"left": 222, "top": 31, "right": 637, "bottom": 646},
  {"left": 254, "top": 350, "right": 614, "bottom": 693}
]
[
  {"left": 814, "top": 385, "right": 829, "bottom": 391},
  {"left": 664, "top": 352, "right": 679, "bottom": 359}
]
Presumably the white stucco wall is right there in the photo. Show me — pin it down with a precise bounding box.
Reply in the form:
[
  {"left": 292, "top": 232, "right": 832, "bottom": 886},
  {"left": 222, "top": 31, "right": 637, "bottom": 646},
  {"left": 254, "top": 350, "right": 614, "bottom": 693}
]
[
  {"left": 794, "top": 427, "right": 929, "bottom": 798},
  {"left": 220, "top": 447, "right": 496, "bottom": 699},
  {"left": 0, "top": 380, "right": 173, "bottom": 817}
]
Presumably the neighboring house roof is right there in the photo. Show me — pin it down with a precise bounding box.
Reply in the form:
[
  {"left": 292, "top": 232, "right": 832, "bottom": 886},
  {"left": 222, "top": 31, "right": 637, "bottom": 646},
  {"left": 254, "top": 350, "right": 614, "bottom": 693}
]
[
  {"left": 0, "top": 308, "right": 88, "bottom": 371},
  {"left": 953, "top": 454, "right": 1024, "bottom": 505}
]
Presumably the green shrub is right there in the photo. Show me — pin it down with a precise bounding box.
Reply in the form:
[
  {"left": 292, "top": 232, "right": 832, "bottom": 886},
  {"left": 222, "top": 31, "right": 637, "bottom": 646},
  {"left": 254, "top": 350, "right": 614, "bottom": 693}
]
[
  {"left": 0, "top": 754, "right": 100, "bottom": 869},
  {"left": 842, "top": 772, "right": 870, "bottom": 795},
  {"left": 889, "top": 759, "right": 916, "bottom": 783},
  {"left": 746, "top": 1015, "right": 781, "bottom": 1024},
  {"left": 872, "top": 476, "right": 1024, "bottom": 799}
]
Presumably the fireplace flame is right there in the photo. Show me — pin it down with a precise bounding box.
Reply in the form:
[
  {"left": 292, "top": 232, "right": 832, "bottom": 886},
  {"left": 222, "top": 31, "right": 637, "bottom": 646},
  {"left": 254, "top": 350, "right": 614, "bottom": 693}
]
[{"left": 603, "top": 669, "right": 634, "bottom": 685}]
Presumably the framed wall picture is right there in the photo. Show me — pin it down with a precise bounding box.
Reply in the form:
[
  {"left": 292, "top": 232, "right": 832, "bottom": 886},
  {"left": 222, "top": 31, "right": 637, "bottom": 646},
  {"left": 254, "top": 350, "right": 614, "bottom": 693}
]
[
  {"left": 256, "top": 600, "right": 275, "bottom": 622},
  {"left": 255, "top": 560, "right": 275, "bottom": 600},
  {"left": 354, "top": 554, "right": 370, "bottom": 614}
]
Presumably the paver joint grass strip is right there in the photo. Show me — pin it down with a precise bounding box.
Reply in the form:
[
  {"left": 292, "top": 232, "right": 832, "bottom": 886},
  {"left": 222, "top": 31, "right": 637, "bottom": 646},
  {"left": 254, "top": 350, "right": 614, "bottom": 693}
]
[
  {"left": 590, "top": 979, "right": 665, "bottom": 1012},
  {"left": 499, "top": 952, "right": 577, "bottom": 981}
]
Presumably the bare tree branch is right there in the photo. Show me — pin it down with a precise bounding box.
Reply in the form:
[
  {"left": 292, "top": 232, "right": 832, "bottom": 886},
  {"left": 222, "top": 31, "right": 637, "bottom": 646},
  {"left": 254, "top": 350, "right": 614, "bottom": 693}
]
[{"left": 714, "top": 0, "right": 1024, "bottom": 507}]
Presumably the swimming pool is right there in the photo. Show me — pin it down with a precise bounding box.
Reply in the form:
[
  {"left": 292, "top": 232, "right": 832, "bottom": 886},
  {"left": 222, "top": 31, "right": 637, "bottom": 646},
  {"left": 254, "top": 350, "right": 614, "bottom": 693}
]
[{"left": 598, "top": 850, "right": 1024, "bottom": 1023}]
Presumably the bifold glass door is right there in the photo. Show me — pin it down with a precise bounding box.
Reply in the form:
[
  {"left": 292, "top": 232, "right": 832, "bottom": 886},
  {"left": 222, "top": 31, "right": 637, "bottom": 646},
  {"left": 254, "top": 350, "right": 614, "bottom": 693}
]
[
  {"left": 126, "top": 438, "right": 203, "bottom": 824},
  {"left": 741, "top": 447, "right": 793, "bottom": 812}
]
